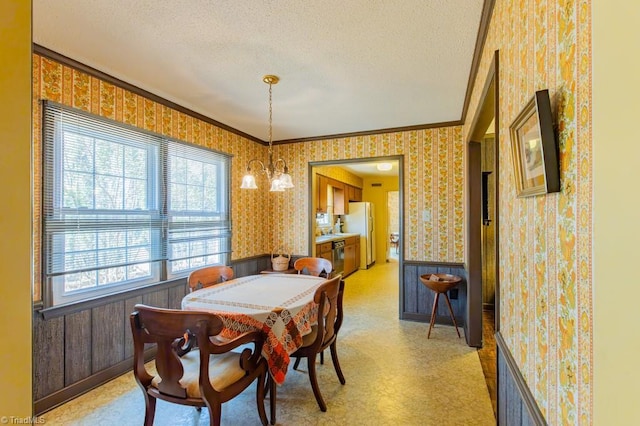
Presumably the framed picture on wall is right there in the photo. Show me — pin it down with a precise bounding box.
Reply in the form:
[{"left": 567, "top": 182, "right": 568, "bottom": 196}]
[{"left": 509, "top": 89, "right": 560, "bottom": 197}]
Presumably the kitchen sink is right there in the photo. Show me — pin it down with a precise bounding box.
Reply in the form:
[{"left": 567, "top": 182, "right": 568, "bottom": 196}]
[{"left": 315, "top": 232, "right": 358, "bottom": 244}]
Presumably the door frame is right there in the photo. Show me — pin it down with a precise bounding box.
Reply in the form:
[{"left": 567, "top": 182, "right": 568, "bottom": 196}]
[
  {"left": 386, "top": 190, "right": 400, "bottom": 261},
  {"left": 466, "top": 50, "right": 501, "bottom": 337},
  {"left": 308, "top": 155, "right": 404, "bottom": 312}
]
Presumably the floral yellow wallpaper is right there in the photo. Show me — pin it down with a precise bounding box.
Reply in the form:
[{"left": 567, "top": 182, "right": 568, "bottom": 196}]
[
  {"left": 32, "top": 54, "right": 272, "bottom": 300},
  {"left": 465, "top": 0, "right": 592, "bottom": 423},
  {"left": 272, "top": 129, "right": 465, "bottom": 262},
  {"left": 31, "top": 2, "right": 595, "bottom": 421},
  {"left": 32, "top": 55, "right": 465, "bottom": 301}
]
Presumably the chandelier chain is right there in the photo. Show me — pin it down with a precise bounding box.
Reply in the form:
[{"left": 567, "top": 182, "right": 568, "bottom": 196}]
[
  {"left": 268, "top": 81, "right": 273, "bottom": 155},
  {"left": 240, "top": 74, "right": 292, "bottom": 191}
]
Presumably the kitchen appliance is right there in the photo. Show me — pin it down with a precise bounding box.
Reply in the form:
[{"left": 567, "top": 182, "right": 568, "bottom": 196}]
[
  {"left": 332, "top": 240, "right": 345, "bottom": 277},
  {"left": 344, "top": 201, "right": 376, "bottom": 269}
]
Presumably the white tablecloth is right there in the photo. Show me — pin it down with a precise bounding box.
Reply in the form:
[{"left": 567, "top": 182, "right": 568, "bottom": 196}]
[{"left": 181, "top": 274, "right": 327, "bottom": 383}]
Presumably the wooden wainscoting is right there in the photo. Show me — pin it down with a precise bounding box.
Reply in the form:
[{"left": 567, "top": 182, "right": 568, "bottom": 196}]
[
  {"left": 496, "top": 332, "right": 547, "bottom": 425},
  {"left": 33, "top": 281, "right": 185, "bottom": 414},
  {"left": 33, "top": 255, "right": 273, "bottom": 415},
  {"left": 401, "top": 261, "right": 467, "bottom": 325},
  {"left": 401, "top": 261, "right": 483, "bottom": 348}
]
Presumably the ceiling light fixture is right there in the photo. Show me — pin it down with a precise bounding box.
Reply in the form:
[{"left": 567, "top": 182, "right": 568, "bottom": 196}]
[
  {"left": 240, "top": 75, "right": 294, "bottom": 192},
  {"left": 376, "top": 162, "right": 393, "bottom": 171}
]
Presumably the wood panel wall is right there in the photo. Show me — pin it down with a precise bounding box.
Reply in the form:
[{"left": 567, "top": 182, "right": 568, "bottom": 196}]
[
  {"left": 33, "top": 255, "right": 270, "bottom": 415},
  {"left": 401, "top": 261, "right": 467, "bottom": 327},
  {"left": 35, "top": 257, "right": 480, "bottom": 415},
  {"left": 496, "top": 332, "right": 547, "bottom": 425}
]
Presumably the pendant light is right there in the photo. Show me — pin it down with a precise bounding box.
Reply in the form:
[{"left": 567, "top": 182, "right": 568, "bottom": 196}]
[{"left": 240, "top": 75, "right": 293, "bottom": 192}]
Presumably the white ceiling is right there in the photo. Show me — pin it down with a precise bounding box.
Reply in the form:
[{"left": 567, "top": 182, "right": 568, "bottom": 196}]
[
  {"left": 340, "top": 160, "right": 400, "bottom": 178},
  {"left": 33, "top": 0, "right": 486, "bottom": 143}
]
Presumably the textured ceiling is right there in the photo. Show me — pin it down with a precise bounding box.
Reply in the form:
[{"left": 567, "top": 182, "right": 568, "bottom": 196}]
[{"left": 33, "top": 0, "right": 485, "bottom": 142}]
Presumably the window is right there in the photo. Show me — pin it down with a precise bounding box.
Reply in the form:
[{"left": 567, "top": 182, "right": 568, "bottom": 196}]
[{"left": 42, "top": 102, "right": 231, "bottom": 307}]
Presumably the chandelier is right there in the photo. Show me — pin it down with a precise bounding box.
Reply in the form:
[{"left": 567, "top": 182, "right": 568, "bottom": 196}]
[{"left": 240, "top": 75, "right": 294, "bottom": 192}]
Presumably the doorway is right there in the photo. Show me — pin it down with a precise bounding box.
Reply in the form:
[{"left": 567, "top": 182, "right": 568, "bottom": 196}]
[
  {"left": 481, "top": 134, "right": 496, "bottom": 309},
  {"left": 467, "top": 50, "right": 500, "bottom": 332},
  {"left": 308, "top": 156, "right": 403, "bottom": 304},
  {"left": 386, "top": 191, "right": 399, "bottom": 262},
  {"left": 466, "top": 50, "right": 500, "bottom": 417}
]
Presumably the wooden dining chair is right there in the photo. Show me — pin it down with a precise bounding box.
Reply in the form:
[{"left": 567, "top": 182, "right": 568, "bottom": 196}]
[
  {"left": 187, "top": 265, "right": 234, "bottom": 292},
  {"left": 293, "top": 276, "right": 345, "bottom": 362},
  {"left": 289, "top": 275, "right": 345, "bottom": 412},
  {"left": 293, "top": 257, "right": 333, "bottom": 278},
  {"left": 129, "top": 304, "right": 271, "bottom": 426}
]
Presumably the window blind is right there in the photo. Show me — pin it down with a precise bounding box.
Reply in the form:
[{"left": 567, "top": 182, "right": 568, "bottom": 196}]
[{"left": 42, "top": 101, "right": 231, "bottom": 306}]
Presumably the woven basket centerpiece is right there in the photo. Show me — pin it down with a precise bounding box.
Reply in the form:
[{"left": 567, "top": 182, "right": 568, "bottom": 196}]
[{"left": 271, "top": 249, "right": 291, "bottom": 271}]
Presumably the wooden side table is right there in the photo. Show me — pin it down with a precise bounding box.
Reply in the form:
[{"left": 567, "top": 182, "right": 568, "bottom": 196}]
[{"left": 419, "top": 273, "right": 462, "bottom": 338}]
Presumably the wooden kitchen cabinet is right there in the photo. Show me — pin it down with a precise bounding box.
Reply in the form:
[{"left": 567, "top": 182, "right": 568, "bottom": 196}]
[
  {"left": 346, "top": 185, "right": 354, "bottom": 202},
  {"left": 343, "top": 236, "right": 359, "bottom": 276},
  {"left": 344, "top": 243, "right": 355, "bottom": 276},
  {"left": 345, "top": 184, "right": 363, "bottom": 202},
  {"left": 317, "top": 174, "right": 361, "bottom": 214},
  {"left": 316, "top": 242, "right": 333, "bottom": 263},
  {"left": 333, "top": 186, "right": 346, "bottom": 214},
  {"left": 353, "top": 186, "right": 362, "bottom": 202},
  {"left": 317, "top": 175, "right": 329, "bottom": 213},
  {"left": 330, "top": 178, "right": 346, "bottom": 215},
  {"left": 345, "top": 184, "right": 359, "bottom": 202}
]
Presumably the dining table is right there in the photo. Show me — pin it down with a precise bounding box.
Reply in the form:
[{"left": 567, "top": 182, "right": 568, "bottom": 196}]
[{"left": 181, "top": 273, "right": 328, "bottom": 384}]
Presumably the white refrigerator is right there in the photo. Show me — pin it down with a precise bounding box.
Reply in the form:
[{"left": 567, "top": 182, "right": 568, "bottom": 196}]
[{"left": 344, "top": 202, "right": 376, "bottom": 269}]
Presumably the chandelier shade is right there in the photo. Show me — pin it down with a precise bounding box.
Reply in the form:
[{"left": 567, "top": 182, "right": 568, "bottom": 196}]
[{"left": 240, "top": 75, "right": 294, "bottom": 192}]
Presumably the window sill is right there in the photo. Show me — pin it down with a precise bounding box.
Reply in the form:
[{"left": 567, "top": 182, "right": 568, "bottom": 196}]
[{"left": 37, "top": 277, "right": 187, "bottom": 320}]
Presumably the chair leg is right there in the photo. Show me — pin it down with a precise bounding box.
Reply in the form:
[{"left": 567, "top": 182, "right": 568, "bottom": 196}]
[
  {"left": 307, "top": 354, "right": 327, "bottom": 412},
  {"left": 329, "top": 341, "right": 346, "bottom": 385},
  {"left": 207, "top": 403, "right": 222, "bottom": 426},
  {"left": 256, "top": 370, "right": 268, "bottom": 426},
  {"left": 143, "top": 393, "right": 157, "bottom": 426},
  {"left": 269, "top": 373, "right": 277, "bottom": 425},
  {"left": 427, "top": 292, "right": 440, "bottom": 339},
  {"left": 263, "top": 375, "right": 268, "bottom": 397},
  {"left": 320, "top": 350, "right": 324, "bottom": 365},
  {"left": 293, "top": 356, "right": 301, "bottom": 370},
  {"left": 443, "top": 293, "right": 461, "bottom": 338}
]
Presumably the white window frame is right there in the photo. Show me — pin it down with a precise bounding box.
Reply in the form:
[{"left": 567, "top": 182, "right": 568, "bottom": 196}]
[{"left": 42, "top": 102, "right": 231, "bottom": 307}]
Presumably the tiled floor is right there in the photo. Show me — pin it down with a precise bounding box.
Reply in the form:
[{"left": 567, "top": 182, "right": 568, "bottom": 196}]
[{"left": 42, "top": 260, "right": 495, "bottom": 425}]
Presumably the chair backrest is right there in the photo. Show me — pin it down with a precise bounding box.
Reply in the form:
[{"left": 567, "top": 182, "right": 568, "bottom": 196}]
[
  {"left": 294, "top": 257, "right": 333, "bottom": 277},
  {"left": 129, "top": 304, "right": 223, "bottom": 399},
  {"left": 334, "top": 279, "right": 346, "bottom": 335},
  {"left": 310, "top": 276, "right": 341, "bottom": 350},
  {"left": 187, "top": 265, "right": 234, "bottom": 292}
]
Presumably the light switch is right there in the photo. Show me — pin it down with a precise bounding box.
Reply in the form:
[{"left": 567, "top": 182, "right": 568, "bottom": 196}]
[{"left": 423, "top": 209, "right": 431, "bottom": 221}]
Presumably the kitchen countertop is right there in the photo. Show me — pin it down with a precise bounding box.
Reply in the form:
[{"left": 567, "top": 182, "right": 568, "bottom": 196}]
[{"left": 315, "top": 233, "right": 360, "bottom": 244}]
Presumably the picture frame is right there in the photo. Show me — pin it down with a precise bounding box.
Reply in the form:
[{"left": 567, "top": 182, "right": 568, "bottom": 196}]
[{"left": 509, "top": 89, "right": 560, "bottom": 197}]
